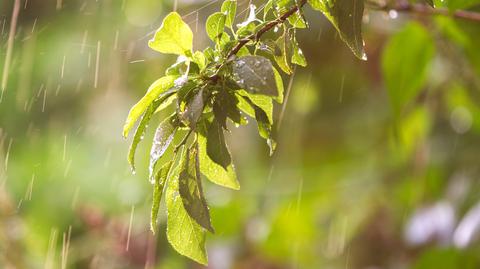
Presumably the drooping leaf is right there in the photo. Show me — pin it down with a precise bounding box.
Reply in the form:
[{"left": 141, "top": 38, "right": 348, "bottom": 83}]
[
  {"left": 123, "top": 76, "right": 176, "bottom": 138},
  {"left": 241, "top": 97, "right": 276, "bottom": 155},
  {"left": 221, "top": 0, "right": 237, "bottom": 29},
  {"left": 237, "top": 90, "right": 274, "bottom": 124},
  {"left": 151, "top": 160, "right": 173, "bottom": 234},
  {"left": 206, "top": 119, "right": 232, "bottom": 170},
  {"left": 206, "top": 12, "right": 227, "bottom": 43},
  {"left": 198, "top": 124, "right": 239, "bottom": 190},
  {"left": 274, "top": 31, "right": 293, "bottom": 74},
  {"left": 128, "top": 99, "right": 162, "bottom": 173},
  {"left": 212, "top": 89, "right": 243, "bottom": 128},
  {"left": 382, "top": 22, "right": 435, "bottom": 119},
  {"left": 273, "top": 67, "right": 285, "bottom": 104},
  {"left": 149, "top": 12, "right": 193, "bottom": 56},
  {"left": 192, "top": 51, "right": 207, "bottom": 70},
  {"left": 149, "top": 114, "right": 179, "bottom": 179},
  {"left": 178, "top": 144, "right": 214, "bottom": 233},
  {"left": 308, "top": 0, "right": 366, "bottom": 60},
  {"left": 291, "top": 35, "right": 307, "bottom": 67},
  {"left": 180, "top": 89, "right": 205, "bottom": 128},
  {"left": 166, "top": 149, "right": 208, "bottom": 265},
  {"left": 232, "top": 56, "right": 279, "bottom": 97}
]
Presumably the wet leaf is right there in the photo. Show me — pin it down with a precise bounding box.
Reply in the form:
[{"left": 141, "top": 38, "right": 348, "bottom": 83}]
[
  {"left": 149, "top": 114, "right": 179, "bottom": 180},
  {"left": 241, "top": 97, "right": 276, "bottom": 155},
  {"left": 221, "top": 0, "right": 237, "bottom": 29},
  {"left": 180, "top": 89, "right": 205, "bottom": 129},
  {"left": 149, "top": 12, "right": 193, "bottom": 56},
  {"left": 151, "top": 160, "right": 173, "bottom": 234},
  {"left": 232, "top": 55, "right": 278, "bottom": 97},
  {"left": 166, "top": 149, "right": 208, "bottom": 265},
  {"left": 291, "top": 35, "right": 307, "bottom": 67},
  {"left": 206, "top": 12, "right": 227, "bottom": 43},
  {"left": 198, "top": 124, "right": 239, "bottom": 190},
  {"left": 308, "top": 0, "right": 366, "bottom": 60},
  {"left": 274, "top": 32, "right": 293, "bottom": 74},
  {"left": 206, "top": 119, "right": 232, "bottom": 170},
  {"left": 123, "top": 76, "right": 176, "bottom": 138},
  {"left": 179, "top": 144, "right": 214, "bottom": 233},
  {"left": 128, "top": 99, "right": 161, "bottom": 172},
  {"left": 237, "top": 90, "right": 274, "bottom": 124}
]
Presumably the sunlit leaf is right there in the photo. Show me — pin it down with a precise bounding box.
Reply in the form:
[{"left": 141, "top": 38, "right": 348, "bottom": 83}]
[
  {"left": 150, "top": 160, "right": 173, "bottom": 234},
  {"left": 233, "top": 56, "right": 279, "bottom": 97},
  {"left": 128, "top": 99, "right": 162, "bottom": 172},
  {"left": 179, "top": 144, "right": 214, "bottom": 232},
  {"left": 166, "top": 149, "right": 208, "bottom": 265},
  {"left": 221, "top": 0, "right": 237, "bottom": 29},
  {"left": 206, "top": 119, "right": 232, "bottom": 170},
  {"left": 308, "top": 0, "right": 366, "bottom": 60},
  {"left": 206, "top": 12, "right": 227, "bottom": 43},
  {"left": 123, "top": 76, "right": 176, "bottom": 138},
  {"left": 198, "top": 126, "right": 239, "bottom": 190},
  {"left": 149, "top": 12, "right": 193, "bottom": 56},
  {"left": 149, "top": 114, "right": 179, "bottom": 179}
]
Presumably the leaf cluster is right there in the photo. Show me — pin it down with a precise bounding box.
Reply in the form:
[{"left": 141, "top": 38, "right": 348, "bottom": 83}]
[{"left": 123, "top": 0, "right": 369, "bottom": 264}]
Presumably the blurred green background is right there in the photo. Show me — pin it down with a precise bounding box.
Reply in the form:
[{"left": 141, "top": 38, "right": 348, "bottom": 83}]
[{"left": 1, "top": 0, "right": 480, "bottom": 268}]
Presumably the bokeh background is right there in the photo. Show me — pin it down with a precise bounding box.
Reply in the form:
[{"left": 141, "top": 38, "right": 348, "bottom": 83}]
[{"left": 1, "top": 0, "right": 480, "bottom": 268}]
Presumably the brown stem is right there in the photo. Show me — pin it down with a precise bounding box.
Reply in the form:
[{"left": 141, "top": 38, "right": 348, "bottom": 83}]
[{"left": 370, "top": 1, "right": 480, "bottom": 22}]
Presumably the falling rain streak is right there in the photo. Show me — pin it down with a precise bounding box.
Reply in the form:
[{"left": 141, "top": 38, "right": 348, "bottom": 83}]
[{"left": 1, "top": 0, "right": 21, "bottom": 101}]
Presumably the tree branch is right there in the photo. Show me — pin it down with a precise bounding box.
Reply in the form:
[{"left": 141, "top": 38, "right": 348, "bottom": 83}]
[
  {"left": 369, "top": 1, "right": 480, "bottom": 22},
  {"left": 226, "top": 0, "right": 308, "bottom": 59}
]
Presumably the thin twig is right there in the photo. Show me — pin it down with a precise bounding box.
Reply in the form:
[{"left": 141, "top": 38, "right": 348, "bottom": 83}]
[
  {"left": 227, "top": 0, "right": 308, "bottom": 59},
  {"left": 369, "top": 1, "right": 480, "bottom": 22}
]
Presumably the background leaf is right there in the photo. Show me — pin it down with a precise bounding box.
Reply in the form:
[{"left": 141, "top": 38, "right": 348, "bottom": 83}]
[{"left": 382, "top": 22, "right": 435, "bottom": 118}]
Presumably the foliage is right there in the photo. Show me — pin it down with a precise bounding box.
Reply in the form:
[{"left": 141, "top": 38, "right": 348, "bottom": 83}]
[{"left": 121, "top": 0, "right": 480, "bottom": 264}]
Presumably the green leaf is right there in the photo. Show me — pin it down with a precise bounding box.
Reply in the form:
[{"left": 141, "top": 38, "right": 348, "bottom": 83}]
[
  {"left": 274, "top": 31, "right": 293, "bottom": 74},
  {"left": 149, "top": 12, "right": 193, "bottom": 56},
  {"left": 232, "top": 56, "right": 279, "bottom": 97},
  {"left": 198, "top": 127, "right": 239, "bottom": 190},
  {"left": 179, "top": 144, "right": 214, "bottom": 233},
  {"left": 273, "top": 67, "right": 285, "bottom": 104},
  {"left": 128, "top": 99, "right": 162, "bottom": 173},
  {"left": 212, "top": 89, "right": 244, "bottom": 128},
  {"left": 123, "top": 76, "right": 176, "bottom": 138},
  {"left": 240, "top": 96, "right": 276, "bottom": 155},
  {"left": 291, "top": 35, "right": 307, "bottom": 67},
  {"left": 237, "top": 90, "right": 274, "bottom": 124},
  {"left": 206, "top": 119, "right": 232, "bottom": 170},
  {"left": 151, "top": 160, "right": 173, "bottom": 234},
  {"left": 166, "top": 149, "right": 208, "bottom": 265},
  {"left": 192, "top": 51, "right": 207, "bottom": 70},
  {"left": 149, "top": 114, "right": 179, "bottom": 179},
  {"left": 180, "top": 89, "right": 205, "bottom": 128},
  {"left": 206, "top": 12, "right": 227, "bottom": 43},
  {"left": 221, "top": 0, "right": 237, "bottom": 29},
  {"left": 382, "top": 22, "right": 435, "bottom": 119},
  {"left": 308, "top": 0, "right": 366, "bottom": 60}
]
